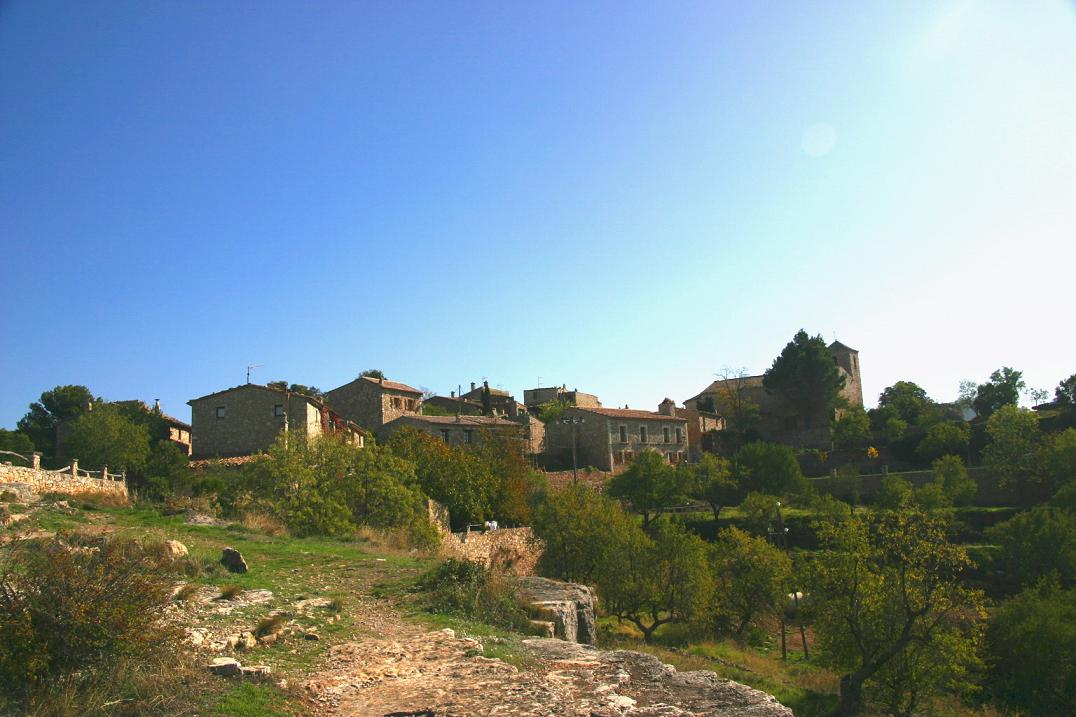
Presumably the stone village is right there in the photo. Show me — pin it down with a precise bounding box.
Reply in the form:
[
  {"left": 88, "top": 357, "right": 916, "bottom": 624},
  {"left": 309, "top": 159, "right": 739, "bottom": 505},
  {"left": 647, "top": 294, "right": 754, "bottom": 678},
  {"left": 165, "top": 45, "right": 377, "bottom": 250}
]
[{"left": 179, "top": 340, "right": 863, "bottom": 472}]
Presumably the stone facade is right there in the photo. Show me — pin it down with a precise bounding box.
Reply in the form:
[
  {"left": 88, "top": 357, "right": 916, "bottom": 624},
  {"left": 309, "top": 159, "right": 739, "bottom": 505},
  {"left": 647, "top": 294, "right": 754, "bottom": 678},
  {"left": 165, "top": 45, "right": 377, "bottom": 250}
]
[
  {"left": 459, "top": 381, "right": 528, "bottom": 417},
  {"left": 440, "top": 526, "right": 542, "bottom": 576},
  {"left": 543, "top": 406, "right": 689, "bottom": 472},
  {"left": 685, "top": 340, "right": 864, "bottom": 449},
  {"left": 523, "top": 385, "right": 601, "bottom": 412},
  {"left": 324, "top": 376, "right": 423, "bottom": 431},
  {"left": 188, "top": 384, "right": 363, "bottom": 459},
  {"left": 378, "top": 414, "right": 525, "bottom": 448},
  {"left": 658, "top": 399, "right": 725, "bottom": 460},
  {"left": 424, "top": 395, "right": 484, "bottom": 416}
]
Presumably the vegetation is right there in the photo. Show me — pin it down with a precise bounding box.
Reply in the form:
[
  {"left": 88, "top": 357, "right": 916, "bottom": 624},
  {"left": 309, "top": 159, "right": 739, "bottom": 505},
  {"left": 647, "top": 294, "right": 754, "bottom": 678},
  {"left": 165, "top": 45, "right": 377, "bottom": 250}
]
[
  {"left": 763, "top": 330, "right": 847, "bottom": 429},
  {"left": 685, "top": 452, "right": 742, "bottom": 520},
  {"left": 607, "top": 449, "right": 688, "bottom": 527},
  {"left": 972, "top": 366, "right": 1025, "bottom": 418},
  {"left": 711, "top": 527, "right": 791, "bottom": 635},
  {"left": 731, "top": 441, "right": 809, "bottom": 497},
  {"left": 59, "top": 404, "right": 152, "bottom": 473},
  {"left": 804, "top": 510, "right": 984, "bottom": 716},
  {"left": 832, "top": 407, "right": 870, "bottom": 448},
  {"left": 16, "top": 384, "right": 96, "bottom": 455},
  {"left": 981, "top": 404, "right": 1040, "bottom": 486},
  {"left": 985, "top": 506, "right": 1076, "bottom": 590},
  {"left": 265, "top": 380, "right": 323, "bottom": 398},
  {"left": 416, "top": 559, "right": 531, "bottom": 632}
]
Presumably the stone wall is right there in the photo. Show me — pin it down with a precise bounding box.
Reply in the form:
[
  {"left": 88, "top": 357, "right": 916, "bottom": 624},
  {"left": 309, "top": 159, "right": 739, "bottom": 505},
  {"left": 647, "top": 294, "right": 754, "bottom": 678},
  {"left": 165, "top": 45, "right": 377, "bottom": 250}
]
[
  {"left": 189, "top": 385, "right": 322, "bottom": 459},
  {"left": 0, "top": 460, "right": 128, "bottom": 500},
  {"left": 440, "top": 527, "right": 543, "bottom": 576}
]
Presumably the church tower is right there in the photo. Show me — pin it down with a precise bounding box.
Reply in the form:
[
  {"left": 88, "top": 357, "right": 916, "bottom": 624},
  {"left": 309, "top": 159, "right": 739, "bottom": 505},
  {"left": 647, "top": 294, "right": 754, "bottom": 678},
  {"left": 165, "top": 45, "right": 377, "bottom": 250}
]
[{"left": 828, "top": 341, "right": 864, "bottom": 408}]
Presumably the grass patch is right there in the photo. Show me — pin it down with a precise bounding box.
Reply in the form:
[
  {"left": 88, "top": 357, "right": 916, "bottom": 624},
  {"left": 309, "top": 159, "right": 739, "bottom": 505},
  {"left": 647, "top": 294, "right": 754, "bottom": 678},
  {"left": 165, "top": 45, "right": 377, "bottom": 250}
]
[
  {"left": 211, "top": 682, "right": 301, "bottom": 716},
  {"left": 217, "top": 584, "right": 244, "bottom": 601},
  {"left": 175, "top": 582, "right": 201, "bottom": 601}
]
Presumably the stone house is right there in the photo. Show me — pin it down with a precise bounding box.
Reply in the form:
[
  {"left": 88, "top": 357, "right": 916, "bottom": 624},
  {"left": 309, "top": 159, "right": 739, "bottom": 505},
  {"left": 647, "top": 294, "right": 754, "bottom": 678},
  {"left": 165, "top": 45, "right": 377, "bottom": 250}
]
[
  {"left": 378, "top": 414, "right": 528, "bottom": 449},
  {"left": 187, "top": 384, "right": 364, "bottom": 459},
  {"left": 423, "top": 394, "right": 484, "bottom": 416},
  {"left": 459, "top": 381, "right": 528, "bottom": 417},
  {"left": 543, "top": 406, "right": 689, "bottom": 472},
  {"left": 323, "top": 375, "right": 423, "bottom": 431},
  {"left": 684, "top": 340, "right": 864, "bottom": 448},
  {"left": 523, "top": 385, "right": 602, "bottom": 412},
  {"left": 657, "top": 398, "right": 724, "bottom": 461}
]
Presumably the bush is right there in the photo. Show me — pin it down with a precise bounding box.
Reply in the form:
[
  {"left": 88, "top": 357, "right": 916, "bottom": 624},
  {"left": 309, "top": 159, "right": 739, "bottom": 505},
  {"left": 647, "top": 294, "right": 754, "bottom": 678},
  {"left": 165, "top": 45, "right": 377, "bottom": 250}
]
[
  {"left": 732, "top": 442, "right": 809, "bottom": 496},
  {"left": 986, "top": 577, "right": 1076, "bottom": 716},
  {"left": 985, "top": 507, "right": 1076, "bottom": 590},
  {"left": 416, "top": 559, "right": 530, "bottom": 631},
  {"left": 0, "top": 537, "right": 180, "bottom": 710}
]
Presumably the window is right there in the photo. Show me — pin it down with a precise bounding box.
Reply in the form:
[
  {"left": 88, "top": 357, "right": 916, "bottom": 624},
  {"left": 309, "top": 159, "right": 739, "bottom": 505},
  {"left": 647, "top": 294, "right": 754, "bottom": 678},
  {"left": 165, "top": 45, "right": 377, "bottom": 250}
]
[
  {"left": 440, "top": 429, "right": 450, "bottom": 443},
  {"left": 463, "top": 429, "right": 473, "bottom": 444},
  {"left": 392, "top": 397, "right": 402, "bottom": 409},
  {"left": 273, "top": 404, "right": 285, "bottom": 417},
  {"left": 215, "top": 406, "right": 226, "bottom": 419},
  {"left": 639, "top": 425, "right": 648, "bottom": 443},
  {"left": 675, "top": 427, "right": 683, "bottom": 443},
  {"left": 619, "top": 425, "right": 627, "bottom": 442},
  {"left": 663, "top": 427, "right": 670, "bottom": 443}
]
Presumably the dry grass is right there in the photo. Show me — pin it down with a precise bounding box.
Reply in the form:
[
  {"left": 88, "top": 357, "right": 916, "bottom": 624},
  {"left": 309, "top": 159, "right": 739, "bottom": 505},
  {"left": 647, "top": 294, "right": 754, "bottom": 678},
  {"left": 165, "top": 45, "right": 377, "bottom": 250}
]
[
  {"left": 174, "top": 583, "right": 200, "bottom": 602},
  {"left": 217, "top": 584, "right": 243, "bottom": 601},
  {"left": 240, "top": 511, "right": 289, "bottom": 537},
  {"left": 254, "top": 614, "right": 286, "bottom": 637}
]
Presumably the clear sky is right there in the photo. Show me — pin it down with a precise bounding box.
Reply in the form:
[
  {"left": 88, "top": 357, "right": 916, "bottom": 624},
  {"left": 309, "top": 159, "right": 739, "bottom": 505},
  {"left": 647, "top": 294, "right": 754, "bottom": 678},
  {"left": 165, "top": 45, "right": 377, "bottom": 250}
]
[{"left": 2, "top": 1, "right": 1074, "bottom": 427}]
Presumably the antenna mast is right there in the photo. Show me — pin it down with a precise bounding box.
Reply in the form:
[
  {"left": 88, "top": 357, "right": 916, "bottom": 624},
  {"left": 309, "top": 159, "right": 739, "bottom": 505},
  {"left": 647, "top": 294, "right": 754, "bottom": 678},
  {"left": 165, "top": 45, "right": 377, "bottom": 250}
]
[{"left": 246, "top": 364, "right": 262, "bottom": 384}]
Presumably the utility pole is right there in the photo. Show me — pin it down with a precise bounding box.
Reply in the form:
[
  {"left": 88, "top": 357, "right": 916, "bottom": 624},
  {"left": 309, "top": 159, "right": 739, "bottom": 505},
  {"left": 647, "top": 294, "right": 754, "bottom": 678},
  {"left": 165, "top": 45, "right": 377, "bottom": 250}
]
[
  {"left": 559, "top": 415, "right": 584, "bottom": 483},
  {"left": 246, "top": 363, "right": 262, "bottom": 384}
]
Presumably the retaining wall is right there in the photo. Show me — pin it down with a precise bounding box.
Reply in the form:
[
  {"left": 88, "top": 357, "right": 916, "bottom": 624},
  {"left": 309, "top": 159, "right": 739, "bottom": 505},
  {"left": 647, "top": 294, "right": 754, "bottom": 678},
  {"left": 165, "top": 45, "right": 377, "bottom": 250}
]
[
  {"left": 0, "top": 461, "right": 128, "bottom": 500},
  {"left": 440, "top": 527, "right": 543, "bottom": 576}
]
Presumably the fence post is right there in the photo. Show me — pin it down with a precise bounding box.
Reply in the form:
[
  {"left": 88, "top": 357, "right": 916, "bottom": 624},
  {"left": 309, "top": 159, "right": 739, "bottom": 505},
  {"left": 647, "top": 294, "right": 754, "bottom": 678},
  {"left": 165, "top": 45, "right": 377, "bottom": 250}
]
[
  {"left": 102, "top": 466, "right": 109, "bottom": 480},
  {"left": 71, "top": 459, "right": 79, "bottom": 477},
  {"left": 31, "top": 452, "right": 41, "bottom": 470},
  {"left": 882, "top": 464, "right": 889, "bottom": 475}
]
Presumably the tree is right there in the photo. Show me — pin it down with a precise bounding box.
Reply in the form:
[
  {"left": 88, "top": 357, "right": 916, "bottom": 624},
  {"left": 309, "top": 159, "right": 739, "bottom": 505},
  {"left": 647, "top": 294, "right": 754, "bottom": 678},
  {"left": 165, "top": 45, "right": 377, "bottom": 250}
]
[
  {"left": 1055, "top": 373, "right": 1076, "bottom": 406},
  {"left": 875, "top": 475, "right": 914, "bottom": 510},
  {"left": 387, "top": 428, "right": 497, "bottom": 528},
  {"left": 686, "top": 453, "right": 742, "bottom": 521},
  {"left": 360, "top": 369, "right": 385, "bottom": 380},
  {"left": 762, "top": 330, "right": 846, "bottom": 429},
  {"left": 883, "top": 416, "right": 908, "bottom": 443},
  {"left": 266, "top": 381, "right": 322, "bottom": 398},
  {"left": 1035, "top": 427, "right": 1076, "bottom": 493},
  {"left": 732, "top": 441, "right": 808, "bottom": 496},
  {"left": 833, "top": 407, "right": 871, "bottom": 448},
  {"left": 16, "top": 385, "right": 96, "bottom": 453},
  {"left": 712, "top": 527, "right": 792, "bottom": 636},
  {"left": 599, "top": 519, "right": 713, "bottom": 642},
  {"left": 986, "top": 577, "right": 1076, "bottom": 716},
  {"left": 931, "top": 455, "right": 976, "bottom": 506},
  {"left": 142, "top": 440, "right": 190, "bottom": 492},
  {"left": 804, "top": 510, "right": 984, "bottom": 716},
  {"left": 536, "top": 399, "right": 570, "bottom": 424},
  {"left": 607, "top": 450, "right": 687, "bottom": 528},
  {"left": 709, "top": 368, "right": 761, "bottom": 445},
  {"left": 533, "top": 484, "right": 639, "bottom": 584},
  {"left": 877, "top": 381, "right": 932, "bottom": 425},
  {"left": 972, "top": 367, "right": 1025, "bottom": 418},
  {"left": 981, "top": 404, "right": 1040, "bottom": 486},
  {"left": 59, "top": 406, "right": 151, "bottom": 473},
  {"left": 738, "top": 492, "right": 783, "bottom": 535},
  {"left": 0, "top": 430, "right": 34, "bottom": 460},
  {"left": 915, "top": 421, "right": 970, "bottom": 463},
  {"left": 985, "top": 507, "right": 1076, "bottom": 590}
]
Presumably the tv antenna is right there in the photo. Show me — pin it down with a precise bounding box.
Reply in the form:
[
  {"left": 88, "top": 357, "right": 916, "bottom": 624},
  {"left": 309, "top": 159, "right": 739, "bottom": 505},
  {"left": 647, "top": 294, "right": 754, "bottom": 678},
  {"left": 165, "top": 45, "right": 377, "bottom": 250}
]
[{"left": 246, "top": 364, "right": 262, "bottom": 384}]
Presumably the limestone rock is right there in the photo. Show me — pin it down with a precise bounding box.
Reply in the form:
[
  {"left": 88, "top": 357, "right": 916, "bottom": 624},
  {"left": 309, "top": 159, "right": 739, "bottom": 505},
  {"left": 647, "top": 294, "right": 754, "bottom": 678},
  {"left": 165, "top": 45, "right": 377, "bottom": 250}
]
[
  {"left": 164, "top": 540, "right": 188, "bottom": 558},
  {"left": 516, "top": 576, "right": 597, "bottom": 644},
  {"left": 207, "top": 657, "right": 242, "bottom": 677},
  {"left": 241, "top": 664, "right": 272, "bottom": 677},
  {"left": 220, "top": 547, "right": 248, "bottom": 573}
]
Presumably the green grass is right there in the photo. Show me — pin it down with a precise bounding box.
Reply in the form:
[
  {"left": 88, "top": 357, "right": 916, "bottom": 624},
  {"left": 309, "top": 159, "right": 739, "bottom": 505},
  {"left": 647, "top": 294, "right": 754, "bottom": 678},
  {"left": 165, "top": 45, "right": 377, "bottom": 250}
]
[{"left": 211, "top": 682, "right": 300, "bottom": 716}]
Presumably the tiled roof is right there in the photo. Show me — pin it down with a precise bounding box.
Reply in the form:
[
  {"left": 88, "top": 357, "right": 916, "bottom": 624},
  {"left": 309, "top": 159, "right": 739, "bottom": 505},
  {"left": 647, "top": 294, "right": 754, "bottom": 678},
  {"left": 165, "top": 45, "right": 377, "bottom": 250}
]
[
  {"left": 392, "top": 414, "right": 518, "bottom": 427},
  {"left": 360, "top": 376, "right": 422, "bottom": 394},
  {"left": 188, "top": 383, "right": 325, "bottom": 407},
  {"left": 574, "top": 407, "right": 687, "bottom": 422}
]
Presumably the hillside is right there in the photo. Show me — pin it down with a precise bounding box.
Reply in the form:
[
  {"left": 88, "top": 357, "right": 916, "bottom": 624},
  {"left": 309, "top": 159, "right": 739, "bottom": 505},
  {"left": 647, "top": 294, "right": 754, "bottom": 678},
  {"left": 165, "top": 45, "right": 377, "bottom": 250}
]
[{"left": 0, "top": 493, "right": 791, "bottom": 717}]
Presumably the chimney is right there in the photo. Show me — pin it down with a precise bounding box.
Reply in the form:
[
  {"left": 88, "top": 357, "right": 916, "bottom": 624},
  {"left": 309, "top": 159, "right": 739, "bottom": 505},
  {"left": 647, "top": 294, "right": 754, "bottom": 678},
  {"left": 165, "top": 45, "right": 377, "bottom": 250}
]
[
  {"left": 154, "top": 399, "right": 161, "bottom": 413},
  {"left": 471, "top": 382, "right": 476, "bottom": 392},
  {"left": 450, "top": 390, "right": 456, "bottom": 398},
  {"left": 483, "top": 380, "right": 489, "bottom": 389},
  {"left": 658, "top": 398, "right": 676, "bottom": 417}
]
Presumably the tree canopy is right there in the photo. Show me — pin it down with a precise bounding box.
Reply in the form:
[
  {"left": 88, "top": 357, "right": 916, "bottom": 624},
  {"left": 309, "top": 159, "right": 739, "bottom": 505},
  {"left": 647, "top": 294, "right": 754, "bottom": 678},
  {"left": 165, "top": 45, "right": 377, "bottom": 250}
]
[
  {"left": 762, "top": 330, "right": 846, "bottom": 428},
  {"left": 266, "top": 381, "right": 323, "bottom": 398},
  {"left": 973, "top": 367, "right": 1025, "bottom": 418},
  {"left": 877, "top": 381, "right": 933, "bottom": 425},
  {"left": 805, "top": 510, "right": 984, "bottom": 716},
  {"left": 360, "top": 369, "right": 385, "bottom": 380},
  {"left": 731, "top": 441, "right": 808, "bottom": 496},
  {"left": 16, "top": 385, "right": 97, "bottom": 453},
  {"left": 981, "top": 405, "right": 1039, "bottom": 486},
  {"left": 607, "top": 450, "right": 688, "bottom": 528},
  {"left": 59, "top": 405, "right": 151, "bottom": 473}
]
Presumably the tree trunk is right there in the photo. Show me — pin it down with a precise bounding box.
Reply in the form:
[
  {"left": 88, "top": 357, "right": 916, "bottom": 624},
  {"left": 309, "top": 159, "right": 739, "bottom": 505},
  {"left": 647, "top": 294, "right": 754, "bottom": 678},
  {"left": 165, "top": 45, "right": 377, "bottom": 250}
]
[{"left": 839, "top": 674, "right": 865, "bottom": 716}]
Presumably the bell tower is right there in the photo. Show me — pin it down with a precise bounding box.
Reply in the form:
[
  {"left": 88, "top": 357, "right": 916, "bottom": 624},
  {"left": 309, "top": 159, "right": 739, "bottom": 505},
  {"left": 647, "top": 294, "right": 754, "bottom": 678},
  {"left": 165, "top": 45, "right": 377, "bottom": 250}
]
[{"left": 828, "top": 341, "right": 864, "bottom": 408}]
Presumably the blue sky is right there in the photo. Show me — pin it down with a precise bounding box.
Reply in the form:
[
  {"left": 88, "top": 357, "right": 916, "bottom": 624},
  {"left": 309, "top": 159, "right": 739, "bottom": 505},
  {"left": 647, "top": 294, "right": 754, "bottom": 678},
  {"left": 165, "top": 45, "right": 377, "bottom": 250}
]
[{"left": 2, "top": 1, "right": 1074, "bottom": 427}]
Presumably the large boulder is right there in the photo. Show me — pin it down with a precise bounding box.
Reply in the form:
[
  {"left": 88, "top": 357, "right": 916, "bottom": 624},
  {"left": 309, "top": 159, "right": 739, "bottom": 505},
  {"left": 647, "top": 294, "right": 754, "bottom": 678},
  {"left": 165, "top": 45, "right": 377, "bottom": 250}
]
[
  {"left": 220, "top": 547, "right": 248, "bottom": 573},
  {"left": 516, "top": 576, "right": 596, "bottom": 644}
]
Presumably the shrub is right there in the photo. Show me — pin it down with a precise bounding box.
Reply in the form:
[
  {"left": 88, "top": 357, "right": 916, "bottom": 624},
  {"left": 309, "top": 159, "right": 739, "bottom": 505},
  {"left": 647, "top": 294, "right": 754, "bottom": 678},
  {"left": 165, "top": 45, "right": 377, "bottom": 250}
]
[
  {"left": 932, "top": 454, "right": 976, "bottom": 505},
  {"left": 732, "top": 442, "right": 809, "bottom": 496},
  {"left": 0, "top": 537, "right": 180, "bottom": 709},
  {"left": 0, "top": 491, "right": 16, "bottom": 503},
  {"left": 217, "top": 584, "right": 243, "bottom": 601},
  {"left": 416, "top": 559, "right": 530, "bottom": 631},
  {"left": 174, "top": 583, "right": 200, "bottom": 602},
  {"left": 875, "top": 475, "right": 913, "bottom": 509},
  {"left": 985, "top": 507, "right": 1076, "bottom": 590}
]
